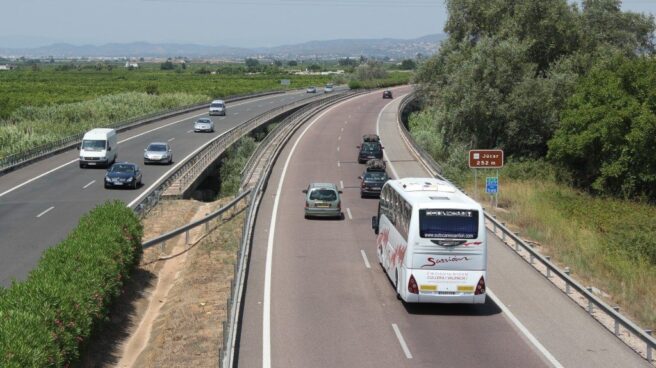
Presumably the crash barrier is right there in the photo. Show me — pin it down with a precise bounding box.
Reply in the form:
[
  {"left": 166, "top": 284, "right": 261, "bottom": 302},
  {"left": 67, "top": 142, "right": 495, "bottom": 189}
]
[
  {"left": 221, "top": 91, "right": 364, "bottom": 367},
  {"left": 132, "top": 92, "right": 344, "bottom": 217},
  {"left": 396, "top": 93, "right": 656, "bottom": 365},
  {"left": 0, "top": 90, "right": 283, "bottom": 175}
]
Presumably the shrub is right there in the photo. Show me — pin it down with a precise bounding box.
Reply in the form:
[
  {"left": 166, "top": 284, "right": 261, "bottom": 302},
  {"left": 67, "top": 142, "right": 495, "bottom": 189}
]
[{"left": 0, "top": 201, "right": 142, "bottom": 367}]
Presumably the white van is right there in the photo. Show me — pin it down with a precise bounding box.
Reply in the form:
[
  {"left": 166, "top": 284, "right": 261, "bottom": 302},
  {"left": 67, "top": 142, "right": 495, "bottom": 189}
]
[
  {"left": 209, "top": 100, "right": 226, "bottom": 116},
  {"left": 79, "top": 128, "right": 118, "bottom": 168}
]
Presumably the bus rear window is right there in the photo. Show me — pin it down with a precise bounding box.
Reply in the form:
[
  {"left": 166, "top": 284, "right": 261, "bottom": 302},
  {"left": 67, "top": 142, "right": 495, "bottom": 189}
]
[{"left": 419, "top": 209, "right": 478, "bottom": 239}]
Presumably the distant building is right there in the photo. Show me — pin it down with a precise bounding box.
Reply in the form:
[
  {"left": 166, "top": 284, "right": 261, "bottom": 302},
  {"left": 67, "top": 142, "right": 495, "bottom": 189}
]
[
  {"left": 125, "top": 61, "right": 139, "bottom": 69},
  {"left": 0, "top": 64, "right": 14, "bottom": 71}
]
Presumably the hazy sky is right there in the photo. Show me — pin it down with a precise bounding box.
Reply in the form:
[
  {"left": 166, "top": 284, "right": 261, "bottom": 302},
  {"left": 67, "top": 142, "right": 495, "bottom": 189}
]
[{"left": 0, "top": 0, "right": 654, "bottom": 48}]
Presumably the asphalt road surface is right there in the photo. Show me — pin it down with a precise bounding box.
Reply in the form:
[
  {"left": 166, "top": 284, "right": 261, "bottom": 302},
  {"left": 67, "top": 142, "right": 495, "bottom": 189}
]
[
  {"left": 0, "top": 89, "right": 330, "bottom": 286},
  {"left": 237, "top": 87, "right": 651, "bottom": 367}
]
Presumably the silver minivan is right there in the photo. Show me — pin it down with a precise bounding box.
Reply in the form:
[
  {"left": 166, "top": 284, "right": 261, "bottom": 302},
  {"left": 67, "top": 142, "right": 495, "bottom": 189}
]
[{"left": 303, "top": 183, "right": 342, "bottom": 219}]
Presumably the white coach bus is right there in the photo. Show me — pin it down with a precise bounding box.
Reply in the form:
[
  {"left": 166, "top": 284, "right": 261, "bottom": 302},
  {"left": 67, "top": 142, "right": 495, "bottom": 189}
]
[{"left": 371, "top": 178, "right": 487, "bottom": 303}]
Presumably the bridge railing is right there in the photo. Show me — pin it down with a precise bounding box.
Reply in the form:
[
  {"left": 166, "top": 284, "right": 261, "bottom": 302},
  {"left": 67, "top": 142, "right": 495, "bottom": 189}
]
[{"left": 396, "top": 93, "right": 656, "bottom": 364}]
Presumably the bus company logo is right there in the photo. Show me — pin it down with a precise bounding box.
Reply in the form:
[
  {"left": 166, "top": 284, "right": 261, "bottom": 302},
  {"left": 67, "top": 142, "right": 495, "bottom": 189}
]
[
  {"left": 421, "top": 256, "right": 471, "bottom": 268},
  {"left": 390, "top": 243, "right": 407, "bottom": 268},
  {"left": 461, "top": 241, "right": 482, "bottom": 247}
]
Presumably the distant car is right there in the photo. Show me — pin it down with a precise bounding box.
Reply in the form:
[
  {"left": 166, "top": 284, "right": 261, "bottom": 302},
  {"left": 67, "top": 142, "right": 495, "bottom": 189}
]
[
  {"left": 362, "top": 134, "right": 380, "bottom": 143},
  {"left": 209, "top": 100, "right": 226, "bottom": 116},
  {"left": 307, "top": 86, "right": 317, "bottom": 93},
  {"left": 144, "top": 142, "right": 173, "bottom": 165},
  {"left": 383, "top": 90, "right": 393, "bottom": 99},
  {"left": 104, "top": 162, "right": 142, "bottom": 189},
  {"left": 357, "top": 142, "right": 384, "bottom": 164},
  {"left": 359, "top": 170, "right": 389, "bottom": 198},
  {"left": 324, "top": 84, "right": 334, "bottom": 93},
  {"left": 194, "top": 118, "right": 214, "bottom": 132},
  {"left": 303, "top": 183, "right": 342, "bottom": 219}
]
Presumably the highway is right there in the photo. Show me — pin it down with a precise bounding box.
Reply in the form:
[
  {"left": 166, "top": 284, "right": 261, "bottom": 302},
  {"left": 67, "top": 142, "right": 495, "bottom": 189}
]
[
  {"left": 236, "top": 87, "right": 651, "bottom": 367},
  {"left": 0, "top": 90, "right": 328, "bottom": 286}
]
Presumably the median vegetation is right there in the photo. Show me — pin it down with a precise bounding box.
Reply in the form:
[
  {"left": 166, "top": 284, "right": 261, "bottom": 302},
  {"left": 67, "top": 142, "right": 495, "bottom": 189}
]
[{"left": 0, "top": 201, "right": 143, "bottom": 367}]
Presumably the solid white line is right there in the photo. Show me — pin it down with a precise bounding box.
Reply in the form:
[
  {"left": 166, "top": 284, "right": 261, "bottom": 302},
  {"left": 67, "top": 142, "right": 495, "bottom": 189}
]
[
  {"left": 360, "top": 249, "right": 371, "bottom": 269},
  {"left": 0, "top": 159, "right": 79, "bottom": 199},
  {"left": 262, "top": 91, "right": 379, "bottom": 368},
  {"left": 0, "top": 93, "right": 287, "bottom": 200},
  {"left": 340, "top": 180, "right": 344, "bottom": 189},
  {"left": 167, "top": 137, "right": 175, "bottom": 142},
  {"left": 346, "top": 207, "right": 353, "bottom": 220},
  {"left": 374, "top": 94, "right": 563, "bottom": 368},
  {"left": 391, "top": 324, "right": 413, "bottom": 359},
  {"left": 487, "top": 289, "right": 563, "bottom": 368},
  {"left": 36, "top": 206, "right": 55, "bottom": 218},
  {"left": 376, "top": 99, "right": 401, "bottom": 180},
  {"left": 83, "top": 180, "right": 95, "bottom": 189}
]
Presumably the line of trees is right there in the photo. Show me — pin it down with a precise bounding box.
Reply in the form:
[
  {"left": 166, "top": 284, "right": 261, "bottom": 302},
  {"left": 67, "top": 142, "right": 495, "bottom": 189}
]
[{"left": 413, "top": 0, "right": 656, "bottom": 201}]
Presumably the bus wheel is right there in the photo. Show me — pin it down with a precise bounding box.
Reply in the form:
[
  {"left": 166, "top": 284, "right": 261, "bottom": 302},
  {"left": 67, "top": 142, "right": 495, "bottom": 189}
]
[{"left": 395, "top": 270, "right": 402, "bottom": 300}]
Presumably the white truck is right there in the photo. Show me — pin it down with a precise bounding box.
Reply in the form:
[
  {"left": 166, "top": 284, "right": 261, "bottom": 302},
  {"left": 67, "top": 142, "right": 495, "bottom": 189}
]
[{"left": 78, "top": 128, "right": 118, "bottom": 168}]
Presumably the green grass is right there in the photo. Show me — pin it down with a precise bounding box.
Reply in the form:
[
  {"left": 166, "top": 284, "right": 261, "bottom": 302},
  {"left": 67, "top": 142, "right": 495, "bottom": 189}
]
[
  {"left": 473, "top": 177, "right": 656, "bottom": 330},
  {"left": 0, "top": 64, "right": 331, "bottom": 119}
]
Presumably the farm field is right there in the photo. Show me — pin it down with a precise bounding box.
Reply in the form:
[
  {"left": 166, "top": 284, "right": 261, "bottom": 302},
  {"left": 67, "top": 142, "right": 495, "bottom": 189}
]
[{"left": 0, "top": 63, "right": 331, "bottom": 160}]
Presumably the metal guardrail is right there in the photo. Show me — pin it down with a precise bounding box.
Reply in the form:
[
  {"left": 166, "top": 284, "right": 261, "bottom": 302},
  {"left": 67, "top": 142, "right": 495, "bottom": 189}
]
[
  {"left": 131, "top": 92, "right": 341, "bottom": 217},
  {"left": 141, "top": 189, "right": 251, "bottom": 250},
  {"left": 0, "top": 90, "right": 284, "bottom": 175},
  {"left": 396, "top": 93, "right": 656, "bottom": 364},
  {"left": 220, "top": 91, "right": 361, "bottom": 368},
  {"left": 163, "top": 92, "right": 344, "bottom": 198}
]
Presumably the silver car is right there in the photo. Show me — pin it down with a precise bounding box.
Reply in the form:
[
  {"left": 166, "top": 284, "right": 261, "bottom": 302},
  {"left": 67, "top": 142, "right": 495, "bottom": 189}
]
[
  {"left": 194, "top": 118, "right": 214, "bottom": 132},
  {"left": 303, "top": 183, "right": 342, "bottom": 219},
  {"left": 144, "top": 142, "right": 173, "bottom": 165}
]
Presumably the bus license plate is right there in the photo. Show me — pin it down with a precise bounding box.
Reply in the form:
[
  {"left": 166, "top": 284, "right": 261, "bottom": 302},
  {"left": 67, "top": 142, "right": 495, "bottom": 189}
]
[
  {"left": 316, "top": 203, "right": 329, "bottom": 208},
  {"left": 457, "top": 285, "right": 474, "bottom": 292},
  {"left": 420, "top": 285, "right": 437, "bottom": 291}
]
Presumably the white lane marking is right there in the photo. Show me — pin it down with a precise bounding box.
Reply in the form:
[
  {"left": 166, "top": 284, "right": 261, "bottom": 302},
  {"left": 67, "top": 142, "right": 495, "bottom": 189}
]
[
  {"left": 360, "top": 249, "right": 371, "bottom": 269},
  {"left": 127, "top": 130, "right": 231, "bottom": 208},
  {"left": 346, "top": 207, "right": 353, "bottom": 220},
  {"left": 168, "top": 138, "right": 175, "bottom": 142},
  {"left": 376, "top": 99, "right": 400, "bottom": 179},
  {"left": 263, "top": 92, "right": 377, "bottom": 368},
  {"left": 337, "top": 146, "right": 340, "bottom": 152},
  {"left": 340, "top": 180, "right": 344, "bottom": 189},
  {"left": 392, "top": 324, "right": 413, "bottom": 359},
  {"left": 338, "top": 136, "right": 342, "bottom": 141},
  {"left": 337, "top": 161, "right": 341, "bottom": 167},
  {"left": 373, "top": 93, "right": 563, "bottom": 368},
  {"left": 487, "top": 289, "right": 563, "bottom": 368},
  {"left": 0, "top": 93, "right": 288, "bottom": 200},
  {"left": 0, "top": 159, "right": 78, "bottom": 199},
  {"left": 341, "top": 127, "right": 344, "bottom": 132},
  {"left": 344, "top": 120, "right": 348, "bottom": 125},
  {"left": 187, "top": 129, "right": 194, "bottom": 133},
  {"left": 83, "top": 180, "right": 95, "bottom": 189},
  {"left": 233, "top": 112, "right": 239, "bottom": 116},
  {"left": 36, "top": 206, "right": 55, "bottom": 218},
  {"left": 220, "top": 117, "right": 226, "bottom": 120}
]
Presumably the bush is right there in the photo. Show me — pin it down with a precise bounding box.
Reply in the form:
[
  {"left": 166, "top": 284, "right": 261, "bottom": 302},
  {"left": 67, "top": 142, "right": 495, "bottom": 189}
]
[
  {"left": 219, "top": 136, "right": 257, "bottom": 197},
  {"left": 0, "top": 201, "right": 142, "bottom": 367}
]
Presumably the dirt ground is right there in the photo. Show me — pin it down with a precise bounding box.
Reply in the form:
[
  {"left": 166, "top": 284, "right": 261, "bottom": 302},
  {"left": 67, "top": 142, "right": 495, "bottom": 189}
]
[{"left": 79, "top": 197, "right": 246, "bottom": 368}]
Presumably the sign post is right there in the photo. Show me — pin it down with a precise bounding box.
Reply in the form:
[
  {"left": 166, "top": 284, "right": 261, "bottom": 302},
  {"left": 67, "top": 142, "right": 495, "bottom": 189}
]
[{"left": 469, "top": 149, "right": 503, "bottom": 204}]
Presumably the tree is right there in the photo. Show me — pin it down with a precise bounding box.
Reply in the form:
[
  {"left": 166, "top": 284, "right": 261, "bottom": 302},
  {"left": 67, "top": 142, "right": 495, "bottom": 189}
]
[
  {"left": 308, "top": 64, "right": 322, "bottom": 72},
  {"left": 273, "top": 60, "right": 283, "bottom": 67},
  {"left": 338, "top": 57, "right": 358, "bottom": 67},
  {"left": 160, "top": 61, "right": 175, "bottom": 70},
  {"left": 287, "top": 60, "right": 298, "bottom": 66},
  {"left": 400, "top": 59, "right": 416, "bottom": 70},
  {"left": 245, "top": 58, "right": 260, "bottom": 70},
  {"left": 548, "top": 55, "right": 656, "bottom": 200}
]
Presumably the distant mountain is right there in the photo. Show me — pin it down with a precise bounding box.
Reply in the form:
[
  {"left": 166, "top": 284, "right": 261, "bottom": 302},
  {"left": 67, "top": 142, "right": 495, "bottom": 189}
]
[{"left": 0, "top": 34, "right": 445, "bottom": 59}]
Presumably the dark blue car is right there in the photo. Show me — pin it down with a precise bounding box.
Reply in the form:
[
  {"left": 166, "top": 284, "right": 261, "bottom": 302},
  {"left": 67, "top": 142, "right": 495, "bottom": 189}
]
[{"left": 104, "top": 162, "right": 142, "bottom": 189}]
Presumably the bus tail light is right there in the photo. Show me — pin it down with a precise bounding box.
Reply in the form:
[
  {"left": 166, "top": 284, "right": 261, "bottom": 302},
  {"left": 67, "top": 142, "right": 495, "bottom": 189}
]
[
  {"left": 336, "top": 201, "right": 341, "bottom": 209},
  {"left": 408, "top": 274, "right": 419, "bottom": 294},
  {"left": 475, "top": 276, "right": 486, "bottom": 295},
  {"left": 305, "top": 201, "right": 310, "bottom": 208}
]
